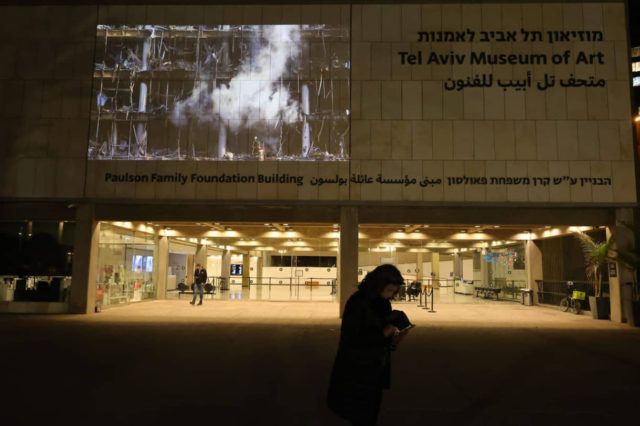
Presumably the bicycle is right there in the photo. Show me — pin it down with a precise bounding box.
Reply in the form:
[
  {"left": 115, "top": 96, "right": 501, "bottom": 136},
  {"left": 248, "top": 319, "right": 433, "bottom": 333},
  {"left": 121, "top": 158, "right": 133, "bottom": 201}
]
[{"left": 560, "top": 281, "right": 585, "bottom": 314}]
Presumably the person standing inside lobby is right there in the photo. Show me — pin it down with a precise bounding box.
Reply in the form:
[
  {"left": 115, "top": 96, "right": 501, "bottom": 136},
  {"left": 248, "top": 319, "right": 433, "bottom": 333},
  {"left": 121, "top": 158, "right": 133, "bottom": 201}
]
[{"left": 191, "top": 263, "right": 207, "bottom": 305}]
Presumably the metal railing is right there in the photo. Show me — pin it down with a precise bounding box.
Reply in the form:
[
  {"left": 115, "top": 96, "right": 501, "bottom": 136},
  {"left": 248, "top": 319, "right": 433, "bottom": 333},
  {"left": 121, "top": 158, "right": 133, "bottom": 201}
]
[
  {"left": 172, "top": 276, "right": 337, "bottom": 302},
  {"left": 535, "top": 280, "right": 608, "bottom": 309}
]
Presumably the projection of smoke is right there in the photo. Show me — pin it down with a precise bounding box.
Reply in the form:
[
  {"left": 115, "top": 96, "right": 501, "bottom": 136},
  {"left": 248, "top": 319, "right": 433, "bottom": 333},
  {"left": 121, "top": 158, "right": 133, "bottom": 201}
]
[{"left": 172, "top": 25, "right": 302, "bottom": 132}]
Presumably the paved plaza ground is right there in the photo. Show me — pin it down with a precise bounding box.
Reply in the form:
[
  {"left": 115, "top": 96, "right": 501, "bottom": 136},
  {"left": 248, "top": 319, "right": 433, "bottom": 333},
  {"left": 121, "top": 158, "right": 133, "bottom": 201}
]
[{"left": 2, "top": 300, "right": 640, "bottom": 425}]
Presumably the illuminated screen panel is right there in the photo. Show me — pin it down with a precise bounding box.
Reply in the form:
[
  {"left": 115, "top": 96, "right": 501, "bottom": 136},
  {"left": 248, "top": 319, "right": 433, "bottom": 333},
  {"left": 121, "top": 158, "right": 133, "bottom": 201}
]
[{"left": 89, "top": 25, "right": 350, "bottom": 161}]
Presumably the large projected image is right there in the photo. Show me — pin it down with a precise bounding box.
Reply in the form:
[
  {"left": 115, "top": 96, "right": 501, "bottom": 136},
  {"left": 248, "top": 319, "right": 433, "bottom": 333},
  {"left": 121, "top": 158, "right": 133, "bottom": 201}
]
[{"left": 89, "top": 25, "right": 350, "bottom": 161}]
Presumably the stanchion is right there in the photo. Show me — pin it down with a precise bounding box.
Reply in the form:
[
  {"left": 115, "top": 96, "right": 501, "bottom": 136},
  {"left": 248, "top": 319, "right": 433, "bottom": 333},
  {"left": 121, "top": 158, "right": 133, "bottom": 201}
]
[
  {"left": 423, "top": 284, "right": 436, "bottom": 313},
  {"left": 418, "top": 285, "right": 424, "bottom": 307}
]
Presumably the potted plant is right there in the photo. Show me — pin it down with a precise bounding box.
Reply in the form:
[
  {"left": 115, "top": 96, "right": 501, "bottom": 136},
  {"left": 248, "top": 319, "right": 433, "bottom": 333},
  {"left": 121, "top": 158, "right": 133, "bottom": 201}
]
[
  {"left": 574, "top": 231, "right": 615, "bottom": 320},
  {"left": 610, "top": 222, "right": 640, "bottom": 327}
]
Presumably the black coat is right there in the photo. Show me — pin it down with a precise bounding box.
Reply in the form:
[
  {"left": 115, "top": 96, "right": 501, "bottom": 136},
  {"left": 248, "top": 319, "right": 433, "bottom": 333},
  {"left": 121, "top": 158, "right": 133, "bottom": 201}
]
[
  {"left": 194, "top": 268, "right": 207, "bottom": 285},
  {"left": 327, "top": 290, "right": 393, "bottom": 424}
]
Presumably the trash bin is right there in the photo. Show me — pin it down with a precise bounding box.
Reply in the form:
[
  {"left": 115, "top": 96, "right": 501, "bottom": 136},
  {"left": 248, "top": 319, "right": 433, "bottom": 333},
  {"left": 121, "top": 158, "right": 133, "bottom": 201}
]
[{"left": 520, "top": 288, "right": 534, "bottom": 306}]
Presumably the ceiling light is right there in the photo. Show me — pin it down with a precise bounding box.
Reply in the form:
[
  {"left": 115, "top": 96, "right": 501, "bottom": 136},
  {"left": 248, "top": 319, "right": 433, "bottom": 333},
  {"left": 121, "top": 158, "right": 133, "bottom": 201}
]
[
  {"left": 460, "top": 230, "right": 467, "bottom": 233},
  {"left": 545, "top": 226, "right": 551, "bottom": 229},
  {"left": 493, "top": 225, "right": 500, "bottom": 228},
  {"left": 283, "top": 223, "right": 289, "bottom": 226},
  {"left": 264, "top": 223, "right": 270, "bottom": 226},
  {"left": 271, "top": 228, "right": 277, "bottom": 231},
  {"left": 423, "top": 225, "right": 430, "bottom": 228},
  {"left": 214, "top": 222, "right": 220, "bottom": 225},
  {"left": 397, "top": 229, "right": 403, "bottom": 232},
  {"left": 474, "top": 225, "right": 481, "bottom": 228}
]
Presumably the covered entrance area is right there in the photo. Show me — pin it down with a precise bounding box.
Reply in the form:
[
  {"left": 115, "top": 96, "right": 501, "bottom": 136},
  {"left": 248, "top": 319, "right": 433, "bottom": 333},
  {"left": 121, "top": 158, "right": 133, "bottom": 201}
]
[{"left": 74, "top": 203, "right": 634, "bottom": 325}]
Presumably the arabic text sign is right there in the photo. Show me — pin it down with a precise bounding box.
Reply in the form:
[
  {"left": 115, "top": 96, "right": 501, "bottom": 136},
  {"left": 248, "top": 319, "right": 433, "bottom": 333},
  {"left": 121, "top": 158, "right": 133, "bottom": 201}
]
[{"left": 397, "top": 28, "right": 608, "bottom": 92}]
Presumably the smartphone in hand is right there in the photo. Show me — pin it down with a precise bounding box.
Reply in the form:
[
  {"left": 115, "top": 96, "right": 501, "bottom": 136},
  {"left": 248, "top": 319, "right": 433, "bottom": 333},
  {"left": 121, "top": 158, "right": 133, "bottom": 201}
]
[{"left": 398, "top": 323, "right": 415, "bottom": 333}]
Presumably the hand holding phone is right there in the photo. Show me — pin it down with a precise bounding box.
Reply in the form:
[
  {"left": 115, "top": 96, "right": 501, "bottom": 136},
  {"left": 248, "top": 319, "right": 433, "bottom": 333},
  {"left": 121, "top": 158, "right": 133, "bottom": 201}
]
[
  {"left": 392, "top": 324, "right": 414, "bottom": 344},
  {"left": 398, "top": 323, "right": 415, "bottom": 333}
]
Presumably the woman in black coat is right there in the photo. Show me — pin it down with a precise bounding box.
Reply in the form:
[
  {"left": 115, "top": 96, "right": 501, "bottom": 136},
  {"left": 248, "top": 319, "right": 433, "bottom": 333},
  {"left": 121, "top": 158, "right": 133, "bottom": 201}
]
[{"left": 327, "top": 264, "right": 410, "bottom": 426}]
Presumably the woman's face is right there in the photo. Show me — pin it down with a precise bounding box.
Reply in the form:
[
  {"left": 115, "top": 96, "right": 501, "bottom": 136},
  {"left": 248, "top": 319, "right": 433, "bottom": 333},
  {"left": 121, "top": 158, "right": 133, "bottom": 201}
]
[{"left": 380, "top": 283, "right": 400, "bottom": 300}]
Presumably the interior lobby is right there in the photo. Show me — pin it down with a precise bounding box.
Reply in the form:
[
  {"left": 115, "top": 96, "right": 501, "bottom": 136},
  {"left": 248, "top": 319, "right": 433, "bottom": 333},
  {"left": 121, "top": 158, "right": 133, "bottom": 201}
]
[{"left": 88, "top": 218, "right": 617, "bottom": 314}]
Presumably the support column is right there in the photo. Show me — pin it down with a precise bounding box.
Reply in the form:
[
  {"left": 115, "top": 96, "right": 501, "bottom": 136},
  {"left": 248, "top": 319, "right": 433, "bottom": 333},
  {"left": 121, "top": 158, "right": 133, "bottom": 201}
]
[
  {"left": 339, "top": 207, "right": 358, "bottom": 317},
  {"left": 195, "top": 244, "right": 207, "bottom": 271},
  {"left": 416, "top": 252, "right": 423, "bottom": 283},
  {"left": 220, "top": 249, "right": 231, "bottom": 290},
  {"left": 431, "top": 252, "right": 440, "bottom": 286},
  {"left": 242, "top": 254, "right": 251, "bottom": 287},
  {"left": 609, "top": 208, "right": 635, "bottom": 323},
  {"left": 153, "top": 235, "right": 169, "bottom": 299},
  {"left": 70, "top": 204, "right": 100, "bottom": 314},
  {"left": 254, "top": 254, "right": 263, "bottom": 300},
  {"left": 257, "top": 255, "right": 264, "bottom": 283},
  {"left": 480, "top": 252, "right": 489, "bottom": 287},
  {"left": 526, "top": 240, "right": 543, "bottom": 304},
  {"left": 453, "top": 253, "right": 462, "bottom": 279}
]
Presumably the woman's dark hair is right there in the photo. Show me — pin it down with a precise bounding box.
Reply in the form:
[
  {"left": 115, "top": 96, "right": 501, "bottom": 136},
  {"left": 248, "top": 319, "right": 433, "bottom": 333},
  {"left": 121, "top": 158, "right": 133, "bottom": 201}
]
[{"left": 358, "top": 264, "right": 404, "bottom": 298}]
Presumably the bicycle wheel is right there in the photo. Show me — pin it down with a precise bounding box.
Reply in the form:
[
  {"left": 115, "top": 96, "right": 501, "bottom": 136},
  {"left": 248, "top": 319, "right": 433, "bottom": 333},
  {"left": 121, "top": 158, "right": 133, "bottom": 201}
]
[
  {"left": 574, "top": 300, "right": 582, "bottom": 315},
  {"left": 560, "top": 297, "right": 570, "bottom": 312}
]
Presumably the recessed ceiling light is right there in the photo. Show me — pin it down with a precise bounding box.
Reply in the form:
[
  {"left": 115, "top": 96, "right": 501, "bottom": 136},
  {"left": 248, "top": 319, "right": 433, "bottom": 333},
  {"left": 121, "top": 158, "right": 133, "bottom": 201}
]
[
  {"left": 283, "top": 223, "right": 289, "bottom": 226},
  {"left": 474, "top": 225, "right": 481, "bottom": 228},
  {"left": 413, "top": 230, "right": 420, "bottom": 233},
  {"left": 214, "top": 222, "right": 220, "bottom": 225},
  {"left": 423, "top": 225, "right": 430, "bottom": 228},
  {"left": 271, "top": 228, "right": 277, "bottom": 231},
  {"left": 460, "top": 230, "right": 467, "bottom": 233},
  {"left": 545, "top": 226, "right": 551, "bottom": 229},
  {"left": 397, "top": 229, "right": 403, "bottom": 232},
  {"left": 494, "top": 225, "right": 500, "bottom": 228},
  {"left": 264, "top": 223, "right": 270, "bottom": 226}
]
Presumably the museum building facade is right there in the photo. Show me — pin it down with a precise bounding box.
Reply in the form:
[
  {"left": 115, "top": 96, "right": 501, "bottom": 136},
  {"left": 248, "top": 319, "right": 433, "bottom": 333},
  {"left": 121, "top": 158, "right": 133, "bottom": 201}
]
[{"left": 0, "top": 1, "right": 637, "bottom": 322}]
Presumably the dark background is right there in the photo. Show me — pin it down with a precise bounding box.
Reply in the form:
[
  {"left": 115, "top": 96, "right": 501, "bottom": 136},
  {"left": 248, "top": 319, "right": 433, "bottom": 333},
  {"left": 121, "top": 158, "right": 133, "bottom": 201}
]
[
  {"left": 630, "top": 2, "right": 640, "bottom": 110},
  {"left": 631, "top": 2, "right": 640, "bottom": 46}
]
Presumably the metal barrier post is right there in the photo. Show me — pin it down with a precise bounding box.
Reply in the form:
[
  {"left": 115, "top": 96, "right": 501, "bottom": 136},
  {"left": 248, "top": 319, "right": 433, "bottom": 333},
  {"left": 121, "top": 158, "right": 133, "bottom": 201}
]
[
  {"left": 428, "top": 284, "right": 436, "bottom": 313},
  {"left": 422, "top": 283, "right": 428, "bottom": 310},
  {"left": 423, "top": 283, "right": 436, "bottom": 313}
]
